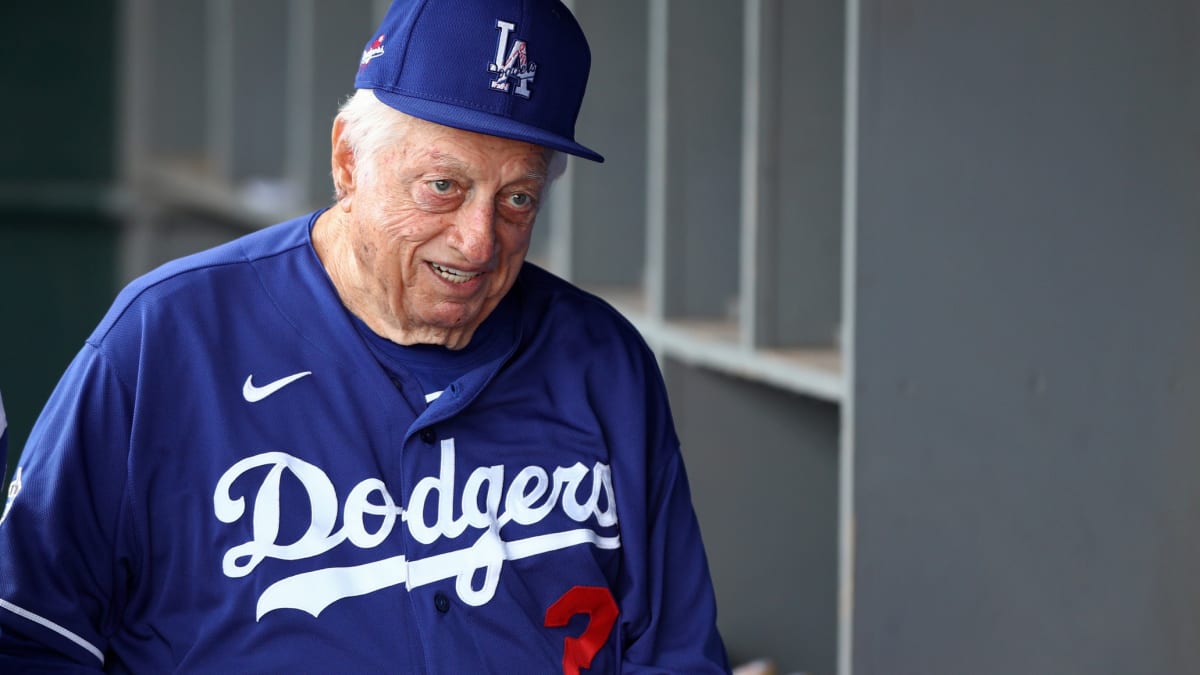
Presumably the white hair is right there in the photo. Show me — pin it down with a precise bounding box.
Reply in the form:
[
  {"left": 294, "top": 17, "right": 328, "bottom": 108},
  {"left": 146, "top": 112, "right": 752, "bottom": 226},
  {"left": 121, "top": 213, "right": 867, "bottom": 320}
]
[
  {"left": 333, "top": 89, "right": 566, "bottom": 199},
  {"left": 333, "top": 89, "right": 410, "bottom": 195}
]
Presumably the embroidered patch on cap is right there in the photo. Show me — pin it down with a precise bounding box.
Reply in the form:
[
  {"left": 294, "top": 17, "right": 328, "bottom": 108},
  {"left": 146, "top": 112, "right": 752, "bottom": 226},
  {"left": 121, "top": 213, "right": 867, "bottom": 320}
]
[
  {"left": 488, "top": 20, "right": 536, "bottom": 99},
  {"left": 360, "top": 34, "right": 386, "bottom": 69}
]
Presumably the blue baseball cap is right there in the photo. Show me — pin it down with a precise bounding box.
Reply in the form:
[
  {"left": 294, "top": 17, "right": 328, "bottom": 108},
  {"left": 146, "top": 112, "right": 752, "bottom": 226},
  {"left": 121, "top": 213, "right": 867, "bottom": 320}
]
[{"left": 354, "top": 0, "right": 604, "bottom": 163}]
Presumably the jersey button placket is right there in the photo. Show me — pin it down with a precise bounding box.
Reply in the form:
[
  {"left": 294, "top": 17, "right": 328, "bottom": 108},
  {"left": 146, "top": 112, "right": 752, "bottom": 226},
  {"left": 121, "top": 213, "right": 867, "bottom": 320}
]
[
  {"left": 434, "top": 591, "right": 451, "bottom": 613},
  {"left": 419, "top": 427, "right": 436, "bottom": 444}
]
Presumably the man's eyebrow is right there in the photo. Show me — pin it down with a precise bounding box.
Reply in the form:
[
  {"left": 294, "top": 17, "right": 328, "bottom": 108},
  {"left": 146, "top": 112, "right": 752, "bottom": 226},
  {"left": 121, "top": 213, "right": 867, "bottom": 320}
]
[
  {"left": 423, "top": 149, "right": 549, "bottom": 183},
  {"left": 425, "top": 150, "right": 472, "bottom": 175},
  {"left": 523, "top": 152, "right": 554, "bottom": 184}
]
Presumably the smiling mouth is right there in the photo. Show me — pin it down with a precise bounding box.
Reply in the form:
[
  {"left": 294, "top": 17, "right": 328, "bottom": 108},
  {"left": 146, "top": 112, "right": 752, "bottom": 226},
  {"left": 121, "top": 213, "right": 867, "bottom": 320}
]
[{"left": 430, "top": 262, "right": 482, "bottom": 284}]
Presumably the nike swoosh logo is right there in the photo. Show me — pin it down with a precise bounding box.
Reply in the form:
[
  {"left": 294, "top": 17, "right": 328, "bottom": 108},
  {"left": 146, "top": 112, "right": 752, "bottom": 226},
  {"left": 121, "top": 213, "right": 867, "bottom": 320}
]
[{"left": 243, "top": 371, "right": 312, "bottom": 402}]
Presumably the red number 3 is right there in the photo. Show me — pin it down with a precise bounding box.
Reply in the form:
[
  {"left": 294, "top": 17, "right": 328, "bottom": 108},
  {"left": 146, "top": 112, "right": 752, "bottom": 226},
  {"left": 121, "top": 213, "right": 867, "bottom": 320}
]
[{"left": 544, "top": 586, "right": 619, "bottom": 675}]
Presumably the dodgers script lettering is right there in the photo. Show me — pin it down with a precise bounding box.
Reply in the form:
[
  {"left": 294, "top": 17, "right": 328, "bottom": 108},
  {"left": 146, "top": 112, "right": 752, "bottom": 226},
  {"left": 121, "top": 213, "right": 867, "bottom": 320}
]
[{"left": 213, "top": 439, "right": 620, "bottom": 619}]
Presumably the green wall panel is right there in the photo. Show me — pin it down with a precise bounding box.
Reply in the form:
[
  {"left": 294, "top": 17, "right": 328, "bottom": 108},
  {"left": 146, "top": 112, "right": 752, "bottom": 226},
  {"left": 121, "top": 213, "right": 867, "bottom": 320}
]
[
  {"left": 0, "top": 213, "right": 119, "bottom": 483},
  {"left": 0, "top": 0, "right": 119, "bottom": 483}
]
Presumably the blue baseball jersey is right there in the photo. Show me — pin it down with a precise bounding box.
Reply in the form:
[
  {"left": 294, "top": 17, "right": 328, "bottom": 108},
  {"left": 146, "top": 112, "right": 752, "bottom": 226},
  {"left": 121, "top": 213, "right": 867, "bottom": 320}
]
[{"left": 0, "top": 211, "right": 729, "bottom": 673}]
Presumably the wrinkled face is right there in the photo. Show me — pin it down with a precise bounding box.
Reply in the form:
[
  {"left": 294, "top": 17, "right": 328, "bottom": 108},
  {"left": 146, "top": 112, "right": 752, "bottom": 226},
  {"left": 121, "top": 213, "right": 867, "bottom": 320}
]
[{"left": 341, "top": 117, "right": 552, "bottom": 348}]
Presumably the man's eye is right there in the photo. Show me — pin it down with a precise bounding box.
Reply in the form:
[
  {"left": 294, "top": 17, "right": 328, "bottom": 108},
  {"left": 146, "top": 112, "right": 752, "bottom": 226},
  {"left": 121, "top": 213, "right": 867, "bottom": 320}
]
[
  {"left": 430, "top": 179, "right": 453, "bottom": 194},
  {"left": 507, "top": 193, "right": 532, "bottom": 208}
]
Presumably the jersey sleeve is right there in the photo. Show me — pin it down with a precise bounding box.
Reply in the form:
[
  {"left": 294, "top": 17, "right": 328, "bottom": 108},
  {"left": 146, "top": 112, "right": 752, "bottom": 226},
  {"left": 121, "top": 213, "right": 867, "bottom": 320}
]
[
  {"left": 610, "top": 350, "right": 730, "bottom": 673},
  {"left": 618, "top": 446, "right": 730, "bottom": 673},
  {"left": 0, "top": 343, "right": 134, "bottom": 670}
]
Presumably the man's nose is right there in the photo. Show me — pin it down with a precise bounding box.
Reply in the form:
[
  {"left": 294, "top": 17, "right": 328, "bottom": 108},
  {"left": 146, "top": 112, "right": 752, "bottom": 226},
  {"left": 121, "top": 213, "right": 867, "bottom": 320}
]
[{"left": 452, "top": 198, "right": 497, "bottom": 264}]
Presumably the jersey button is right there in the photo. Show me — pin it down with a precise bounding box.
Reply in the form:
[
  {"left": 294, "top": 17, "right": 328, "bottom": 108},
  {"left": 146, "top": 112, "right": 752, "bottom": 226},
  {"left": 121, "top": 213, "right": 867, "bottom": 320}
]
[
  {"left": 434, "top": 592, "right": 451, "bottom": 613},
  {"left": 420, "top": 428, "right": 437, "bottom": 444}
]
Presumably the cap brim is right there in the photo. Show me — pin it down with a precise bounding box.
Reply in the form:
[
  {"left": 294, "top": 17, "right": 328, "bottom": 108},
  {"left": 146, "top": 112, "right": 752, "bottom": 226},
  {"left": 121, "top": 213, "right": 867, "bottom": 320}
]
[{"left": 371, "top": 90, "right": 604, "bottom": 163}]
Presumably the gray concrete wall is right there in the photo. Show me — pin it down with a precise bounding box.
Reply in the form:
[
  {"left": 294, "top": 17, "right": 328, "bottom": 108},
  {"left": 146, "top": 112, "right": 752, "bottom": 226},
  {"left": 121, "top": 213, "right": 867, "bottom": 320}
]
[
  {"left": 850, "top": 1, "right": 1200, "bottom": 672},
  {"left": 668, "top": 359, "right": 839, "bottom": 674}
]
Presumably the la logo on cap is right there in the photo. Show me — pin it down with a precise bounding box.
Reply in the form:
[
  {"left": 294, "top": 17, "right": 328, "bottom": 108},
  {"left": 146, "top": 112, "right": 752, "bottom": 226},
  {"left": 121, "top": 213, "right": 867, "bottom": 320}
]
[{"left": 488, "top": 20, "right": 536, "bottom": 99}]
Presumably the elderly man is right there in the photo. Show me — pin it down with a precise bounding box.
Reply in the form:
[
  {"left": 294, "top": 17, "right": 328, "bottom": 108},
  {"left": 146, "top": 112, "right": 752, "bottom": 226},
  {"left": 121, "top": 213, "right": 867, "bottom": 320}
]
[{"left": 0, "top": 0, "right": 728, "bottom": 672}]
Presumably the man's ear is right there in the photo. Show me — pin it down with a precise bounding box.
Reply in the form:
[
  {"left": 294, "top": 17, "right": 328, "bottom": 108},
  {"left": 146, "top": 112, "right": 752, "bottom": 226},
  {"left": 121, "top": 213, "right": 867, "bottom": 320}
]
[{"left": 331, "top": 116, "right": 356, "bottom": 210}]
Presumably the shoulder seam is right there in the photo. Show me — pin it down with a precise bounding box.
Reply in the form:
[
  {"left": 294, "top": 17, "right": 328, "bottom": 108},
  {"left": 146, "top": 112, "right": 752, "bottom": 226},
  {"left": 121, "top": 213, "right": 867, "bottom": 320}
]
[{"left": 92, "top": 238, "right": 309, "bottom": 344}]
